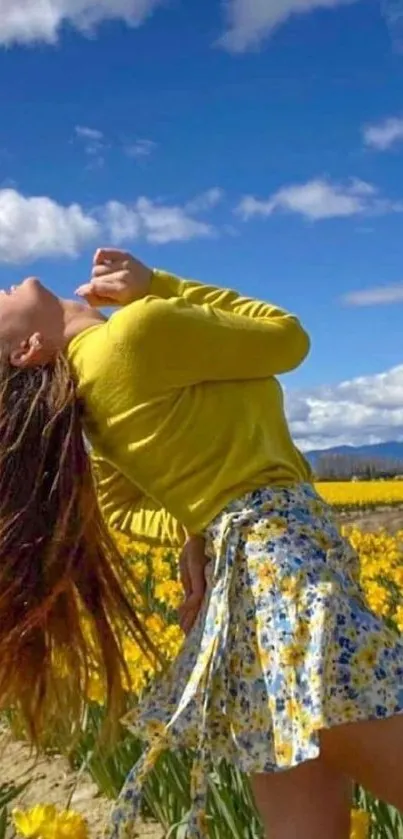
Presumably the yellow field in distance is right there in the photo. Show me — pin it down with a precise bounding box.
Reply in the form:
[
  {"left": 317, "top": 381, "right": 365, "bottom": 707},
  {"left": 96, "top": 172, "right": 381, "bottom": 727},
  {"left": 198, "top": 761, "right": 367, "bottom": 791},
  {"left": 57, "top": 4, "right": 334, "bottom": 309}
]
[{"left": 316, "top": 480, "right": 403, "bottom": 508}]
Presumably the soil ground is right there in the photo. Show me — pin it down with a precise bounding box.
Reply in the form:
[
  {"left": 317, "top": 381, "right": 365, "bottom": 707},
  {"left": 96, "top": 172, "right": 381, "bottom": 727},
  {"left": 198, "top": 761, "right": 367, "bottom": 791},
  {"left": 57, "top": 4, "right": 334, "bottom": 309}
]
[
  {"left": 2, "top": 506, "right": 402, "bottom": 837},
  {"left": 0, "top": 732, "right": 162, "bottom": 838}
]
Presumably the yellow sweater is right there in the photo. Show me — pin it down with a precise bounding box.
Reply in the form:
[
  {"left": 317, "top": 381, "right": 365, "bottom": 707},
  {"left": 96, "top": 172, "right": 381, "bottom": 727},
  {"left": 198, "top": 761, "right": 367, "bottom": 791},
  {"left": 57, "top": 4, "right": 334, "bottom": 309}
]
[{"left": 68, "top": 270, "right": 312, "bottom": 542}]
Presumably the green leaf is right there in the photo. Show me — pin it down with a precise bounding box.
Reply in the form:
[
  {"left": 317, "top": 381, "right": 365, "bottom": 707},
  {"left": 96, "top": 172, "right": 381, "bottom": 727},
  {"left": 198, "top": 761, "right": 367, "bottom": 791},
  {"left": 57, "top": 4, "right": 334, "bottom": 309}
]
[
  {"left": 0, "top": 781, "right": 30, "bottom": 809},
  {"left": 0, "top": 807, "right": 8, "bottom": 839}
]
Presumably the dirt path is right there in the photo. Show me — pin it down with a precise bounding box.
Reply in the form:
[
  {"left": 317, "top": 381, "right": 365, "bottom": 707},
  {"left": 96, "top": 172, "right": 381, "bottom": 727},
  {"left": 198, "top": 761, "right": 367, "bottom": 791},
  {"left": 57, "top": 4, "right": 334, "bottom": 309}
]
[
  {"left": 339, "top": 505, "right": 403, "bottom": 533},
  {"left": 0, "top": 731, "right": 162, "bottom": 838}
]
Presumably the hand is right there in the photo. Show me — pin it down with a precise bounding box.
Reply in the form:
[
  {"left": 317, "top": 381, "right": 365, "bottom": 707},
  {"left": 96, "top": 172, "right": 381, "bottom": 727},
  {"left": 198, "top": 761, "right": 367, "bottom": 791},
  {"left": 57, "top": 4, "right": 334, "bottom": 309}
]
[
  {"left": 75, "top": 248, "right": 152, "bottom": 308},
  {"left": 178, "top": 535, "right": 208, "bottom": 635}
]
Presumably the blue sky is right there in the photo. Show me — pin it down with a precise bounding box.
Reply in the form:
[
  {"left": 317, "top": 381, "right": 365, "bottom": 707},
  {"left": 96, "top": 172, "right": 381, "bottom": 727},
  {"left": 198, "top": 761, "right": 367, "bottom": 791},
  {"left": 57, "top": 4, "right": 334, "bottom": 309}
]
[{"left": 1, "top": 0, "right": 403, "bottom": 449}]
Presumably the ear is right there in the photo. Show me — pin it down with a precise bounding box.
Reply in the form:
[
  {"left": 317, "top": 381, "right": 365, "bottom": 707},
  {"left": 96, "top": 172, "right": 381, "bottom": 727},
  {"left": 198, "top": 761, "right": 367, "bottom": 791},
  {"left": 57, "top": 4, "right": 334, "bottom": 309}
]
[{"left": 9, "top": 333, "right": 48, "bottom": 368}]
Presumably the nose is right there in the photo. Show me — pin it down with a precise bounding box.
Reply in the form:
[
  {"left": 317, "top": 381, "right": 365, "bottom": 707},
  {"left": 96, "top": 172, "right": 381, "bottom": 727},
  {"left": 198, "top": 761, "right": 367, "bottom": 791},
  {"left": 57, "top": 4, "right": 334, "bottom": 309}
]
[{"left": 21, "top": 276, "right": 41, "bottom": 289}]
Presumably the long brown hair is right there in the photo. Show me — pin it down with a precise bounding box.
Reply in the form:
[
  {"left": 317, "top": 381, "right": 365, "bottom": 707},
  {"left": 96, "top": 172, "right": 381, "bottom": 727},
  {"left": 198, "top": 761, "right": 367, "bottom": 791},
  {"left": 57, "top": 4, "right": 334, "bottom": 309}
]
[{"left": 0, "top": 352, "right": 153, "bottom": 743}]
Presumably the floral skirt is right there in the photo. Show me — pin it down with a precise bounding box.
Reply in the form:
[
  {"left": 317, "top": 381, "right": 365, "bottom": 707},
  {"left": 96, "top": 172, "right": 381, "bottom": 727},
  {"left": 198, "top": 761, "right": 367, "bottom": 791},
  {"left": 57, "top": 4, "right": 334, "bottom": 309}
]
[{"left": 107, "top": 483, "right": 403, "bottom": 838}]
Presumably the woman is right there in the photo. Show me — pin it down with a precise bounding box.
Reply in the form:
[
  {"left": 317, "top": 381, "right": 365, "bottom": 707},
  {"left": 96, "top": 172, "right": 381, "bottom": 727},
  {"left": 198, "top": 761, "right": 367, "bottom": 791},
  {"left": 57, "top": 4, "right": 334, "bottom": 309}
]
[{"left": 1, "top": 250, "right": 403, "bottom": 839}]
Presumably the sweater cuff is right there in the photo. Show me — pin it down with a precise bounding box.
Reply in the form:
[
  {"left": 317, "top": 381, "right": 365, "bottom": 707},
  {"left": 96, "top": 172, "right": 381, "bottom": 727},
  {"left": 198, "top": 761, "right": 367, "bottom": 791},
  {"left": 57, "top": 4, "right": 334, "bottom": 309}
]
[{"left": 149, "top": 269, "right": 186, "bottom": 300}]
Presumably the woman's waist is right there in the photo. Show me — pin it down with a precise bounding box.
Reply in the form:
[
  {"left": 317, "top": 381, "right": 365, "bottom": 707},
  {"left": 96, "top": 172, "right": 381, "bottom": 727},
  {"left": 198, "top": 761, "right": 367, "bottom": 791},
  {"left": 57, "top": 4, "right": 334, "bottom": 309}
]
[{"left": 203, "top": 482, "right": 334, "bottom": 538}]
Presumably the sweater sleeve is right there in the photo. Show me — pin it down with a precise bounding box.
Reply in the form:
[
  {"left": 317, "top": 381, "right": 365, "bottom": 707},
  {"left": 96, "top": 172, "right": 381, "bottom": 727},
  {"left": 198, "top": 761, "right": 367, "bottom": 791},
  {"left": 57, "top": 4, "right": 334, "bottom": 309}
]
[
  {"left": 150, "top": 269, "right": 300, "bottom": 321},
  {"left": 126, "top": 276, "right": 310, "bottom": 388},
  {"left": 91, "top": 454, "right": 186, "bottom": 548}
]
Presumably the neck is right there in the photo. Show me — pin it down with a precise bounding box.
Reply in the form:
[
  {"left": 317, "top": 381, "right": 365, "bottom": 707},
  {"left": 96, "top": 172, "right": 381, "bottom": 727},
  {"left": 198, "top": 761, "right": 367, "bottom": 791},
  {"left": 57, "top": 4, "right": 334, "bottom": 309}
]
[{"left": 61, "top": 299, "right": 106, "bottom": 346}]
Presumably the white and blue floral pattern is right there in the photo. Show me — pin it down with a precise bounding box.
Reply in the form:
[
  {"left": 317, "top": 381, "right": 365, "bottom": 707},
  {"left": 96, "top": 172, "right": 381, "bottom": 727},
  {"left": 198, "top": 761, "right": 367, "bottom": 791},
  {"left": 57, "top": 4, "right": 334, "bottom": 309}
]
[{"left": 107, "top": 483, "right": 403, "bottom": 838}]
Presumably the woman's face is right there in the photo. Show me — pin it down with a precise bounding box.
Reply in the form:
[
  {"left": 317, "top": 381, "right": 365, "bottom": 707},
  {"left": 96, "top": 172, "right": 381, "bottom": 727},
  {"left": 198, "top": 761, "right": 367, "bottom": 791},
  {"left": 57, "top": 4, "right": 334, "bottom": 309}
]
[{"left": 0, "top": 278, "right": 65, "bottom": 364}]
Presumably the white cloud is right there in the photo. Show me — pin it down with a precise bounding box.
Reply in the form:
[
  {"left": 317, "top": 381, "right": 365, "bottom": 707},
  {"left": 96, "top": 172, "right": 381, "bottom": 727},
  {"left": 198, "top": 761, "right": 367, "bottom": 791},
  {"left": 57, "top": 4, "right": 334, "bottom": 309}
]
[
  {"left": 219, "top": 0, "right": 358, "bottom": 53},
  {"left": 103, "top": 201, "right": 141, "bottom": 242},
  {"left": 0, "top": 0, "right": 164, "bottom": 46},
  {"left": 287, "top": 365, "right": 403, "bottom": 451},
  {"left": 236, "top": 178, "right": 402, "bottom": 222},
  {"left": 0, "top": 187, "right": 219, "bottom": 263},
  {"left": 363, "top": 116, "right": 403, "bottom": 151},
  {"left": 0, "top": 188, "right": 99, "bottom": 263},
  {"left": 342, "top": 284, "right": 403, "bottom": 306},
  {"left": 103, "top": 188, "right": 223, "bottom": 245},
  {"left": 125, "top": 138, "right": 157, "bottom": 159},
  {"left": 136, "top": 198, "right": 214, "bottom": 244},
  {"left": 104, "top": 197, "right": 214, "bottom": 244}
]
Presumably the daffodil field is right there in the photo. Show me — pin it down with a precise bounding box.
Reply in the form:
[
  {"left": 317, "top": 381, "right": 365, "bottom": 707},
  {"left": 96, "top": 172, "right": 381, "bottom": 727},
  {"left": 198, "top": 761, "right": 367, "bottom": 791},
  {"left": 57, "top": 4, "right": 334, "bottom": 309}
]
[
  {"left": 4, "top": 481, "right": 403, "bottom": 839},
  {"left": 317, "top": 480, "right": 403, "bottom": 509}
]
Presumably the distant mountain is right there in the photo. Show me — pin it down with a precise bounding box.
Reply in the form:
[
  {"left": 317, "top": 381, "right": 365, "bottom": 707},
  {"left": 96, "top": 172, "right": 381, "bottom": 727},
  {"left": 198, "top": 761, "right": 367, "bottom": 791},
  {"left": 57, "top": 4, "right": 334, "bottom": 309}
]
[{"left": 305, "top": 441, "right": 403, "bottom": 468}]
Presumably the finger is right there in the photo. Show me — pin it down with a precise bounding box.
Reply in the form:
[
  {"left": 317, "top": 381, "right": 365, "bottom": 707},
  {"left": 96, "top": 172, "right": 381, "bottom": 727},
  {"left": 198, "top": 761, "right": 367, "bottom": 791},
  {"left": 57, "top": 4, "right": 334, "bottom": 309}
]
[
  {"left": 76, "top": 279, "right": 124, "bottom": 299},
  {"left": 74, "top": 284, "right": 116, "bottom": 308},
  {"left": 75, "top": 283, "right": 112, "bottom": 303},
  {"left": 75, "top": 282, "right": 93, "bottom": 297},
  {"left": 179, "top": 601, "right": 201, "bottom": 635},
  {"left": 179, "top": 552, "right": 192, "bottom": 600},
  {"left": 181, "top": 610, "right": 198, "bottom": 635},
  {"left": 94, "top": 248, "right": 129, "bottom": 265},
  {"left": 181, "top": 600, "right": 202, "bottom": 634},
  {"left": 177, "top": 592, "right": 203, "bottom": 619},
  {"left": 187, "top": 555, "right": 207, "bottom": 600},
  {"left": 91, "top": 264, "right": 127, "bottom": 279},
  {"left": 178, "top": 592, "right": 203, "bottom": 629}
]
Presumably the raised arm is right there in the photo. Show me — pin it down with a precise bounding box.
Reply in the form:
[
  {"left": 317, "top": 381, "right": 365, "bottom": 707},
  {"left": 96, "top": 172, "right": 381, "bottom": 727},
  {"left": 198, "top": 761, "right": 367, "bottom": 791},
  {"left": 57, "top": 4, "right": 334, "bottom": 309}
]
[
  {"left": 114, "top": 287, "right": 310, "bottom": 389},
  {"left": 77, "top": 251, "right": 310, "bottom": 383},
  {"left": 150, "top": 269, "right": 294, "bottom": 320},
  {"left": 91, "top": 454, "right": 186, "bottom": 548},
  {"left": 77, "top": 250, "right": 308, "bottom": 331}
]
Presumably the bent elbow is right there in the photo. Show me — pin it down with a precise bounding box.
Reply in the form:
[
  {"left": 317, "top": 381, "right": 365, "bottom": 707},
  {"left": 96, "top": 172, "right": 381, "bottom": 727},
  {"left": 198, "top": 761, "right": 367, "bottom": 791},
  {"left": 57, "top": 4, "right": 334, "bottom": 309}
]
[{"left": 279, "top": 318, "right": 311, "bottom": 374}]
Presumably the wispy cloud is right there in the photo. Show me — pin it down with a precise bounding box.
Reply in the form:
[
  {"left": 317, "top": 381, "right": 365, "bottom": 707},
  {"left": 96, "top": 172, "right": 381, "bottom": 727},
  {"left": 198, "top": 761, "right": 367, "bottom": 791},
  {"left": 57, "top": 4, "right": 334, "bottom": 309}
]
[
  {"left": 218, "top": 0, "right": 358, "bottom": 53},
  {"left": 125, "top": 138, "right": 157, "bottom": 160},
  {"left": 382, "top": 0, "right": 403, "bottom": 53},
  {"left": 0, "top": 0, "right": 165, "bottom": 46},
  {"left": 363, "top": 116, "right": 403, "bottom": 150},
  {"left": 236, "top": 178, "right": 402, "bottom": 222},
  {"left": 75, "top": 125, "right": 106, "bottom": 167},
  {"left": 0, "top": 186, "right": 221, "bottom": 263},
  {"left": 185, "top": 188, "right": 225, "bottom": 213},
  {"left": 75, "top": 126, "right": 104, "bottom": 142},
  {"left": 286, "top": 365, "right": 403, "bottom": 451},
  {"left": 342, "top": 284, "right": 403, "bottom": 307},
  {"left": 76, "top": 130, "right": 159, "bottom": 168}
]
